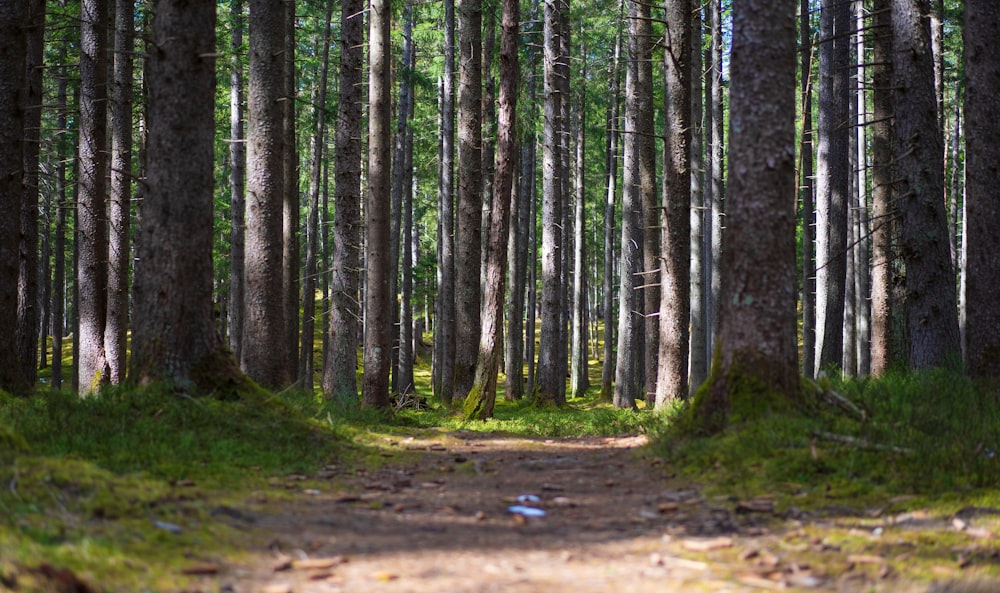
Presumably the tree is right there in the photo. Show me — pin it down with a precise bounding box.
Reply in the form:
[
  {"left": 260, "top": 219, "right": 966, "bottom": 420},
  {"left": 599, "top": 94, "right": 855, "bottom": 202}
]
[
  {"left": 18, "top": 0, "right": 44, "bottom": 387},
  {"left": 655, "top": 0, "right": 691, "bottom": 408},
  {"left": 799, "top": 0, "right": 815, "bottom": 378},
  {"left": 961, "top": 0, "right": 1000, "bottom": 378},
  {"left": 243, "top": 0, "right": 290, "bottom": 389},
  {"left": 0, "top": 0, "right": 28, "bottom": 395},
  {"left": 613, "top": 0, "right": 652, "bottom": 409},
  {"left": 569, "top": 34, "right": 588, "bottom": 400},
  {"left": 106, "top": 0, "right": 133, "bottom": 384},
  {"left": 323, "top": 0, "right": 365, "bottom": 403},
  {"left": 690, "top": 0, "right": 799, "bottom": 433},
  {"left": 51, "top": 44, "right": 70, "bottom": 391},
  {"left": 454, "top": 0, "right": 484, "bottom": 399},
  {"left": 891, "top": 0, "right": 959, "bottom": 369},
  {"left": 77, "top": 0, "right": 111, "bottom": 394},
  {"left": 538, "top": 0, "right": 566, "bottom": 406},
  {"left": 363, "top": 0, "right": 393, "bottom": 408},
  {"left": 129, "top": 0, "right": 239, "bottom": 389},
  {"left": 688, "top": 4, "right": 707, "bottom": 393},
  {"left": 282, "top": 0, "right": 299, "bottom": 382},
  {"left": 228, "top": 0, "right": 247, "bottom": 362},
  {"left": 464, "top": 0, "right": 519, "bottom": 419},
  {"left": 813, "top": 0, "right": 851, "bottom": 373}
]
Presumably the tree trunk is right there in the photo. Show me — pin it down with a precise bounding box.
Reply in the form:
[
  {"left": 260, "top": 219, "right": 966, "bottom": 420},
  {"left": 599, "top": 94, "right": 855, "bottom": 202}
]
[
  {"left": 52, "top": 49, "right": 69, "bottom": 391},
  {"left": 854, "top": 0, "right": 871, "bottom": 376},
  {"left": 130, "top": 0, "right": 241, "bottom": 390},
  {"left": 613, "top": 0, "right": 651, "bottom": 410},
  {"left": 398, "top": 0, "right": 417, "bottom": 395},
  {"left": 454, "top": 0, "right": 484, "bottom": 400},
  {"left": 800, "top": 0, "right": 815, "bottom": 378},
  {"left": 869, "top": 0, "right": 894, "bottom": 375},
  {"left": 106, "top": 0, "right": 132, "bottom": 384},
  {"left": 464, "top": 0, "right": 518, "bottom": 419},
  {"left": 891, "top": 0, "right": 960, "bottom": 370},
  {"left": 434, "top": 0, "right": 457, "bottom": 405},
  {"left": 481, "top": 0, "right": 497, "bottom": 282},
  {"left": 364, "top": 0, "right": 393, "bottom": 408},
  {"left": 77, "top": 0, "right": 111, "bottom": 394},
  {"left": 525, "top": 115, "right": 538, "bottom": 393},
  {"left": 323, "top": 0, "right": 365, "bottom": 404},
  {"left": 0, "top": 0, "right": 28, "bottom": 395},
  {"left": 656, "top": 0, "right": 691, "bottom": 408},
  {"left": 692, "top": 0, "right": 799, "bottom": 434},
  {"left": 505, "top": 131, "right": 529, "bottom": 401},
  {"left": 569, "top": 33, "right": 588, "bottom": 400},
  {"left": 244, "top": 0, "right": 290, "bottom": 389},
  {"left": 600, "top": 7, "right": 623, "bottom": 402},
  {"left": 283, "top": 0, "right": 299, "bottom": 382},
  {"left": 814, "top": 0, "right": 850, "bottom": 373},
  {"left": 706, "top": 0, "right": 724, "bottom": 357},
  {"left": 961, "top": 0, "right": 1000, "bottom": 378},
  {"left": 300, "top": 2, "right": 334, "bottom": 392},
  {"left": 688, "top": 4, "right": 707, "bottom": 394},
  {"left": 229, "top": 0, "right": 247, "bottom": 362}
]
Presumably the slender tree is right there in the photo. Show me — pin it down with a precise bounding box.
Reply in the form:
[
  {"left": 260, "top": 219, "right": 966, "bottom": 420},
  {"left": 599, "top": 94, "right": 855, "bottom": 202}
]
[
  {"left": 323, "top": 0, "right": 365, "bottom": 403},
  {"left": 106, "top": 0, "right": 133, "bottom": 383},
  {"left": 961, "top": 0, "right": 1000, "bottom": 378},
  {"left": 243, "top": 0, "right": 290, "bottom": 389},
  {"left": 0, "top": 0, "right": 28, "bottom": 395},
  {"left": 600, "top": 5, "right": 623, "bottom": 402},
  {"left": 853, "top": 1, "right": 871, "bottom": 376},
  {"left": 77, "top": 0, "right": 111, "bottom": 393},
  {"left": 569, "top": 34, "right": 588, "bottom": 400},
  {"left": 51, "top": 49, "right": 69, "bottom": 391},
  {"left": 799, "top": 0, "right": 815, "bottom": 378},
  {"left": 130, "top": 0, "right": 240, "bottom": 389},
  {"left": 656, "top": 0, "right": 692, "bottom": 408},
  {"left": 229, "top": 0, "right": 247, "bottom": 361},
  {"left": 283, "top": 0, "right": 299, "bottom": 381},
  {"left": 364, "top": 0, "right": 393, "bottom": 408},
  {"left": 891, "top": 0, "right": 959, "bottom": 369},
  {"left": 464, "top": 0, "right": 519, "bottom": 418},
  {"left": 398, "top": 0, "right": 417, "bottom": 395},
  {"left": 706, "top": 0, "right": 724, "bottom": 354},
  {"left": 691, "top": 0, "right": 799, "bottom": 433},
  {"left": 689, "top": 4, "right": 707, "bottom": 393},
  {"left": 454, "top": 0, "right": 484, "bottom": 399}
]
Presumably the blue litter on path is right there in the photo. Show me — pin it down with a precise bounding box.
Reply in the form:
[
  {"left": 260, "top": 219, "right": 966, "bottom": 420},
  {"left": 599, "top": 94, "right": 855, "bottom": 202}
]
[
  {"left": 516, "top": 494, "right": 541, "bottom": 503},
  {"left": 508, "top": 505, "right": 546, "bottom": 517}
]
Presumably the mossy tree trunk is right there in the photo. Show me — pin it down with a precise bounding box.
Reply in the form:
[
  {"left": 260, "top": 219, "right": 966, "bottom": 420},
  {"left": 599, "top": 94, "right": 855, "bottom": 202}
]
[{"left": 690, "top": 0, "right": 799, "bottom": 434}]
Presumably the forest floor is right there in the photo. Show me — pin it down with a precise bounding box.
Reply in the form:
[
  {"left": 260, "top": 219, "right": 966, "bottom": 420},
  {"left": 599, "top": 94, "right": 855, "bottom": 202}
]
[{"left": 178, "top": 430, "right": 988, "bottom": 593}]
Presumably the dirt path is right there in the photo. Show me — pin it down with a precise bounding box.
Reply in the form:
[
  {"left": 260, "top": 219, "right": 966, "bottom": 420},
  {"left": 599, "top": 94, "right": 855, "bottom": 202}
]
[{"left": 206, "top": 433, "right": 956, "bottom": 593}]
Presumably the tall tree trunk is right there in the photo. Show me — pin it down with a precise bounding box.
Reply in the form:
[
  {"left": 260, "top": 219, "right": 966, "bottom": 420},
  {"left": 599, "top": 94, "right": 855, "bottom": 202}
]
[
  {"left": 961, "top": 0, "right": 1000, "bottom": 378},
  {"left": 434, "top": 0, "right": 457, "bottom": 405},
  {"left": 869, "top": 0, "right": 894, "bottom": 375},
  {"left": 454, "top": 0, "right": 484, "bottom": 400},
  {"left": 131, "top": 0, "right": 240, "bottom": 389},
  {"left": 688, "top": 3, "right": 707, "bottom": 394},
  {"left": 300, "top": 2, "right": 334, "bottom": 392},
  {"left": 525, "top": 121, "right": 538, "bottom": 392},
  {"left": 364, "top": 0, "right": 393, "bottom": 408},
  {"left": 323, "top": 0, "right": 365, "bottom": 403},
  {"left": 891, "top": 0, "right": 959, "bottom": 369},
  {"left": 538, "top": 0, "right": 566, "bottom": 406},
  {"left": 481, "top": 0, "right": 497, "bottom": 281},
  {"left": 613, "top": 0, "right": 651, "bottom": 409},
  {"left": 398, "top": 0, "right": 417, "bottom": 395},
  {"left": 283, "top": 0, "right": 299, "bottom": 382},
  {"left": 106, "top": 0, "right": 132, "bottom": 384},
  {"left": 18, "top": 0, "right": 44, "bottom": 388},
  {"left": 229, "top": 0, "right": 247, "bottom": 362},
  {"left": 0, "top": 0, "right": 28, "bottom": 395},
  {"left": 947, "top": 88, "right": 961, "bottom": 270},
  {"left": 557, "top": 0, "right": 571, "bottom": 403},
  {"left": 800, "top": 0, "right": 815, "bottom": 378},
  {"left": 244, "top": 0, "right": 289, "bottom": 389},
  {"left": 569, "top": 33, "right": 588, "bottom": 400},
  {"left": 814, "top": 0, "right": 850, "bottom": 373},
  {"left": 505, "top": 131, "right": 529, "bottom": 401},
  {"left": 464, "top": 0, "right": 518, "bottom": 418},
  {"left": 600, "top": 6, "right": 623, "bottom": 402},
  {"left": 693, "top": 0, "right": 799, "bottom": 434},
  {"left": 52, "top": 50, "right": 69, "bottom": 391},
  {"left": 656, "top": 0, "right": 691, "bottom": 408},
  {"left": 78, "top": 0, "right": 111, "bottom": 394},
  {"left": 706, "top": 0, "right": 724, "bottom": 356},
  {"left": 854, "top": 0, "right": 871, "bottom": 376}
]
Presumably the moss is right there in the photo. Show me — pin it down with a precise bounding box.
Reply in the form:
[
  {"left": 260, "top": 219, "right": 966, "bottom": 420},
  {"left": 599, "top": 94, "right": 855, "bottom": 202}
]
[{"left": 190, "top": 346, "right": 260, "bottom": 400}]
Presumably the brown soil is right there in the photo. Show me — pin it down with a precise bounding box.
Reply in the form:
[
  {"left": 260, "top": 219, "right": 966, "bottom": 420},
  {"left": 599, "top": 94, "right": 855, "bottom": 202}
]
[{"left": 194, "top": 433, "right": 988, "bottom": 593}]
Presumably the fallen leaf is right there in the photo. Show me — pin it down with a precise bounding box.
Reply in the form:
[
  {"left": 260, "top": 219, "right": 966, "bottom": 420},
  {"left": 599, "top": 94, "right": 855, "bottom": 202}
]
[
  {"left": 682, "top": 536, "right": 734, "bottom": 552},
  {"left": 372, "top": 571, "right": 398, "bottom": 581}
]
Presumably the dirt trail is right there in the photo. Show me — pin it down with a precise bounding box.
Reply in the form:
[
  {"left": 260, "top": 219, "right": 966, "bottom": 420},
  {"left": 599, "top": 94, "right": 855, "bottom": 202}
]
[{"left": 208, "top": 433, "right": 949, "bottom": 593}]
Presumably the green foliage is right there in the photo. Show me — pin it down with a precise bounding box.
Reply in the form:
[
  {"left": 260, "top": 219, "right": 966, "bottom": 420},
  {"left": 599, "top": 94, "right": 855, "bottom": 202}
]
[{"left": 655, "top": 369, "right": 1000, "bottom": 505}]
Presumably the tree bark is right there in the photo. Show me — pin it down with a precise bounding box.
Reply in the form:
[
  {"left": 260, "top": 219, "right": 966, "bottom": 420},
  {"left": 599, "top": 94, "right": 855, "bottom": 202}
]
[
  {"left": 398, "top": 0, "right": 417, "bottom": 395},
  {"left": 282, "top": 0, "right": 299, "bottom": 382},
  {"left": 454, "top": 0, "right": 484, "bottom": 400},
  {"left": 800, "top": 0, "right": 815, "bottom": 378},
  {"left": 656, "top": 0, "right": 691, "bottom": 408},
  {"left": 0, "top": 0, "right": 28, "bottom": 395},
  {"left": 692, "top": 0, "right": 799, "bottom": 434},
  {"left": 364, "top": 0, "right": 393, "bottom": 408},
  {"left": 130, "top": 0, "right": 240, "bottom": 390},
  {"left": 322, "top": 0, "right": 365, "bottom": 403},
  {"left": 569, "top": 33, "right": 588, "bottom": 400},
  {"left": 229, "top": 0, "right": 247, "bottom": 363},
  {"left": 244, "top": 0, "right": 290, "bottom": 389},
  {"left": 106, "top": 0, "right": 132, "bottom": 384},
  {"left": 854, "top": 0, "right": 871, "bottom": 376},
  {"left": 464, "top": 0, "right": 518, "bottom": 419},
  {"left": 688, "top": 4, "right": 707, "bottom": 394},
  {"left": 52, "top": 47, "right": 69, "bottom": 391},
  {"left": 962, "top": 0, "right": 1000, "bottom": 378},
  {"left": 891, "top": 0, "right": 960, "bottom": 370},
  {"left": 600, "top": 3, "right": 623, "bottom": 402},
  {"left": 706, "top": 0, "right": 724, "bottom": 358}
]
